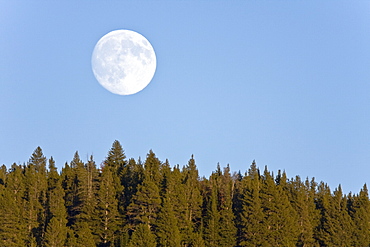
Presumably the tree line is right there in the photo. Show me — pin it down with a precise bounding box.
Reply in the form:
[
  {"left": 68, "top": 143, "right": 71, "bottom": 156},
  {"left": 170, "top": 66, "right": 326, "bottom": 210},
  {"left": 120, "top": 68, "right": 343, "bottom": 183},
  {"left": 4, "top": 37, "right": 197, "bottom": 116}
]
[{"left": 0, "top": 140, "right": 369, "bottom": 246}]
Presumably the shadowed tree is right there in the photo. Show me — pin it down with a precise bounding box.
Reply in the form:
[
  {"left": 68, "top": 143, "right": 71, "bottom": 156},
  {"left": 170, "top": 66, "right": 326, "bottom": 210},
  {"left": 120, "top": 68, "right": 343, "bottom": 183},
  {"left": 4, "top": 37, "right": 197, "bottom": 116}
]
[
  {"left": 128, "top": 224, "right": 157, "bottom": 247},
  {"left": 95, "top": 167, "right": 120, "bottom": 246},
  {"left": 156, "top": 196, "right": 181, "bottom": 247},
  {"left": 236, "top": 161, "right": 266, "bottom": 246},
  {"left": 44, "top": 157, "right": 68, "bottom": 247},
  {"left": 179, "top": 155, "right": 203, "bottom": 246},
  {"left": 0, "top": 181, "right": 27, "bottom": 246},
  {"left": 24, "top": 147, "right": 48, "bottom": 246},
  {"left": 260, "top": 167, "right": 298, "bottom": 246},
  {"left": 348, "top": 184, "right": 370, "bottom": 246},
  {"left": 127, "top": 151, "right": 162, "bottom": 230}
]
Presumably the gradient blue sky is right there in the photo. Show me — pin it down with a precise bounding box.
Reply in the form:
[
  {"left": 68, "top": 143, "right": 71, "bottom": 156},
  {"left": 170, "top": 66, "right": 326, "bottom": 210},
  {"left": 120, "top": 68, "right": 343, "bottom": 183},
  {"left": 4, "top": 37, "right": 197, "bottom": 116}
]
[{"left": 1, "top": 1, "right": 370, "bottom": 193}]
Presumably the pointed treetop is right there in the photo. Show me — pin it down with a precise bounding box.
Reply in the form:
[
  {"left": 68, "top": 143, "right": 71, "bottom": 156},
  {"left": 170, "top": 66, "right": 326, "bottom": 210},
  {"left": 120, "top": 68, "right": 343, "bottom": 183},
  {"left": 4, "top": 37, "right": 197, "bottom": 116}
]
[
  {"left": 71, "top": 151, "right": 84, "bottom": 169},
  {"left": 48, "top": 157, "right": 57, "bottom": 173},
  {"left": 29, "top": 146, "right": 47, "bottom": 173},
  {"left": 105, "top": 140, "right": 126, "bottom": 171}
]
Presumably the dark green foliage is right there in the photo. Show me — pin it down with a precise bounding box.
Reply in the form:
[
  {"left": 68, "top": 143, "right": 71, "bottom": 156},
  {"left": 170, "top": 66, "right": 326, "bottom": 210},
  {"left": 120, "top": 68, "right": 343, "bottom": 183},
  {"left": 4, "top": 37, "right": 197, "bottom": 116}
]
[
  {"left": 260, "top": 167, "right": 299, "bottom": 246},
  {"left": 74, "top": 221, "right": 96, "bottom": 247},
  {"left": 287, "top": 176, "right": 319, "bottom": 247},
  {"left": 1, "top": 141, "right": 370, "bottom": 246},
  {"left": 128, "top": 224, "right": 157, "bottom": 247},
  {"left": 236, "top": 161, "right": 266, "bottom": 246},
  {"left": 44, "top": 157, "right": 68, "bottom": 247},
  {"left": 127, "top": 166, "right": 161, "bottom": 228},
  {"left": 180, "top": 156, "right": 203, "bottom": 245},
  {"left": 0, "top": 184, "right": 27, "bottom": 246},
  {"left": 44, "top": 217, "right": 67, "bottom": 247},
  {"left": 24, "top": 147, "right": 48, "bottom": 246},
  {"left": 315, "top": 184, "right": 353, "bottom": 246},
  {"left": 348, "top": 184, "right": 370, "bottom": 246},
  {"left": 95, "top": 167, "right": 120, "bottom": 246},
  {"left": 156, "top": 196, "right": 181, "bottom": 247}
]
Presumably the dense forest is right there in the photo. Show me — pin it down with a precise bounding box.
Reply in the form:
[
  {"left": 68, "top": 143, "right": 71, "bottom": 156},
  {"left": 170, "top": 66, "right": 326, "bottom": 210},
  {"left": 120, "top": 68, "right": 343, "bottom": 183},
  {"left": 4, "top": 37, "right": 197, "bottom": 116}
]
[{"left": 0, "top": 140, "right": 369, "bottom": 247}]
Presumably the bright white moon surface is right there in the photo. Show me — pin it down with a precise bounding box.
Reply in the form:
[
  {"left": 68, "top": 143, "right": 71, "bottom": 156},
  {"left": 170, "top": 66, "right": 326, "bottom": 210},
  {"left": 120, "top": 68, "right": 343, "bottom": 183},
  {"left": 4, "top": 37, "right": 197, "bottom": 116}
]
[{"left": 91, "top": 30, "right": 156, "bottom": 95}]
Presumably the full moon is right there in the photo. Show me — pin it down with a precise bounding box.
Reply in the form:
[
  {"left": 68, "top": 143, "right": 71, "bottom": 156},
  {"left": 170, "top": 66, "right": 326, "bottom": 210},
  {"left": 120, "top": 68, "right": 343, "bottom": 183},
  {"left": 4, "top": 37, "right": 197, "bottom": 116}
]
[{"left": 91, "top": 30, "right": 156, "bottom": 95}]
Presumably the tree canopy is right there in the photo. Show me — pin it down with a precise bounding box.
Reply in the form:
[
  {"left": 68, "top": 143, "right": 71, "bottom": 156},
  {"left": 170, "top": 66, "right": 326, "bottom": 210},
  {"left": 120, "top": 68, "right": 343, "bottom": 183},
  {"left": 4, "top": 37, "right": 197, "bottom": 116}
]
[{"left": 0, "top": 141, "right": 368, "bottom": 246}]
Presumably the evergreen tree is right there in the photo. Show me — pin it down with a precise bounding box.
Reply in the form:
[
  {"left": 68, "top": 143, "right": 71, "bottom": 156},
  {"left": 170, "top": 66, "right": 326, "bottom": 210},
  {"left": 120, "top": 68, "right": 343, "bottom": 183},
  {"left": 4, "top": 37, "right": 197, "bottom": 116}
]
[
  {"left": 24, "top": 147, "right": 48, "bottom": 246},
  {"left": 70, "top": 151, "right": 86, "bottom": 222},
  {"left": 44, "top": 217, "right": 67, "bottom": 247},
  {"left": 180, "top": 156, "right": 203, "bottom": 246},
  {"left": 3, "top": 142, "right": 370, "bottom": 246},
  {"left": 105, "top": 140, "right": 127, "bottom": 176},
  {"left": 259, "top": 167, "right": 298, "bottom": 246},
  {"left": 61, "top": 162, "right": 76, "bottom": 227},
  {"left": 121, "top": 158, "right": 144, "bottom": 211},
  {"left": 104, "top": 140, "right": 126, "bottom": 205},
  {"left": 104, "top": 141, "right": 126, "bottom": 239},
  {"left": 73, "top": 156, "right": 99, "bottom": 246},
  {"left": 61, "top": 152, "right": 86, "bottom": 228},
  {"left": 203, "top": 177, "right": 221, "bottom": 246},
  {"left": 95, "top": 166, "right": 120, "bottom": 246},
  {"left": 74, "top": 221, "right": 96, "bottom": 247},
  {"left": 0, "top": 183, "right": 27, "bottom": 246},
  {"left": 237, "top": 161, "right": 266, "bottom": 246},
  {"left": 6, "top": 163, "right": 26, "bottom": 222},
  {"left": 348, "top": 184, "right": 370, "bottom": 246},
  {"left": 217, "top": 165, "right": 237, "bottom": 246},
  {"left": 0, "top": 165, "right": 6, "bottom": 186},
  {"left": 315, "top": 183, "right": 353, "bottom": 246},
  {"left": 156, "top": 196, "right": 181, "bottom": 247},
  {"left": 74, "top": 155, "right": 99, "bottom": 239},
  {"left": 128, "top": 224, "right": 157, "bottom": 247},
  {"left": 127, "top": 173, "right": 161, "bottom": 228},
  {"left": 44, "top": 157, "right": 68, "bottom": 247},
  {"left": 127, "top": 151, "right": 162, "bottom": 230},
  {"left": 288, "top": 176, "right": 319, "bottom": 247}
]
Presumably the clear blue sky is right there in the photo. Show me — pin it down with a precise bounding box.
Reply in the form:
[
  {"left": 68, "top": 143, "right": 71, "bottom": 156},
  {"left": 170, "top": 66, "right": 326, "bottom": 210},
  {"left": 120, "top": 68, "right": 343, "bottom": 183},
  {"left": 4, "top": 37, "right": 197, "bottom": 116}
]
[{"left": 1, "top": 1, "right": 370, "bottom": 193}]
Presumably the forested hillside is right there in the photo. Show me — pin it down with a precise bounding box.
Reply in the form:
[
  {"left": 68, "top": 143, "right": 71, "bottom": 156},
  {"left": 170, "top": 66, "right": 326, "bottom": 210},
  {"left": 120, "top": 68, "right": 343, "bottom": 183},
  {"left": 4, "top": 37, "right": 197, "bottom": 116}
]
[{"left": 0, "top": 140, "right": 369, "bottom": 246}]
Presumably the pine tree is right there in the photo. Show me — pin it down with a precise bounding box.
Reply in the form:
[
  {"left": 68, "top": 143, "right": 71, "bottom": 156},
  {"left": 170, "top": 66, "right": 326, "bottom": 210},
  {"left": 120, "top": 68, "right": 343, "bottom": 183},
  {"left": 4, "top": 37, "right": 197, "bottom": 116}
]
[
  {"left": 104, "top": 140, "right": 126, "bottom": 205},
  {"left": 237, "top": 161, "right": 266, "bottom": 246},
  {"left": 105, "top": 140, "right": 127, "bottom": 176},
  {"left": 44, "top": 157, "right": 68, "bottom": 247},
  {"left": 74, "top": 221, "right": 96, "bottom": 247},
  {"left": 127, "top": 173, "right": 161, "bottom": 229},
  {"left": 6, "top": 163, "right": 26, "bottom": 221},
  {"left": 44, "top": 217, "right": 67, "bottom": 247},
  {"left": 348, "top": 184, "right": 370, "bottom": 246},
  {"left": 180, "top": 155, "right": 203, "bottom": 246},
  {"left": 203, "top": 177, "right": 220, "bottom": 246},
  {"left": 61, "top": 162, "right": 75, "bottom": 227},
  {"left": 0, "top": 182, "right": 27, "bottom": 246},
  {"left": 73, "top": 155, "right": 99, "bottom": 245},
  {"left": 259, "top": 167, "right": 298, "bottom": 246},
  {"left": 128, "top": 224, "right": 157, "bottom": 247},
  {"left": 104, "top": 141, "right": 126, "bottom": 239},
  {"left": 217, "top": 165, "right": 237, "bottom": 246},
  {"left": 95, "top": 167, "right": 120, "bottom": 246},
  {"left": 121, "top": 158, "right": 144, "bottom": 211},
  {"left": 127, "top": 151, "right": 162, "bottom": 230},
  {"left": 24, "top": 147, "right": 48, "bottom": 246},
  {"left": 61, "top": 152, "right": 85, "bottom": 228},
  {"left": 70, "top": 151, "right": 86, "bottom": 222},
  {"left": 288, "top": 176, "right": 319, "bottom": 247},
  {"left": 73, "top": 155, "right": 99, "bottom": 244},
  {"left": 315, "top": 183, "right": 353, "bottom": 246},
  {"left": 156, "top": 196, "right": 181, "bottom": 247}
]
